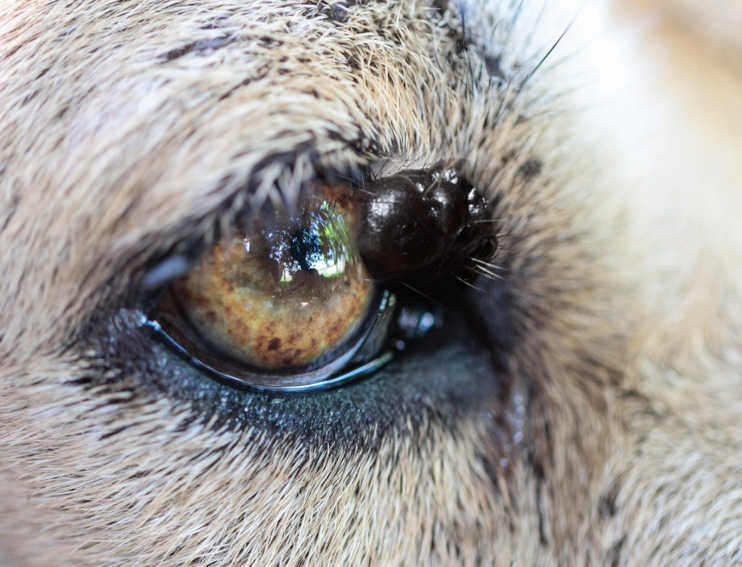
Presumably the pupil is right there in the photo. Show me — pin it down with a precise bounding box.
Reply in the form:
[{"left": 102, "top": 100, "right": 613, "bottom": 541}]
[{"left": 278, "top": 202, "right": 353, "bottom": 281}]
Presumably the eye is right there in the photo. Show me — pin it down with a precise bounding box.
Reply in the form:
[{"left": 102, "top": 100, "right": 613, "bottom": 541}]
[{"left": 142, "top": 166, "right": 495, "bottom": 394}]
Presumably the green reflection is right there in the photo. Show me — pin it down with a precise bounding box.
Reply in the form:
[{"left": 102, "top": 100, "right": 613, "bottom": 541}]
[{"left": 270, "top": 199, "right": 355, "bottom": 283}]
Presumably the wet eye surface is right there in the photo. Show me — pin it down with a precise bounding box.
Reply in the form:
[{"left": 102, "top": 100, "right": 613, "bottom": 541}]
[{"left": 178, "top": 196, "right": 373, "bottom": 371}]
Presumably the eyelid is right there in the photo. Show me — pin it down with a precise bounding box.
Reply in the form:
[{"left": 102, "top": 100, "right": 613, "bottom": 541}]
[
  {"left": 142, "top": 320, "right": 395, "bottom": 393},
  {"left": 130, "top": 158, "right": 473, "bottom": 301}
]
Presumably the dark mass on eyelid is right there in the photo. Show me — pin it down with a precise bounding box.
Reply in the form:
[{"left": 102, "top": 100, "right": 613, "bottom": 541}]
[
  {"left": 358, "top": 166, "right": 496, "bottom": 286},
  {"left": 136, "top": 164, "right": 496, "bottom": 296}
]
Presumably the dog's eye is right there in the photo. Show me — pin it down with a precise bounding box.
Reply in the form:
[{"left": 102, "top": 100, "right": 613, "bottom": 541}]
[{"left": 144, "top": 167, "right": 495, "bottom": 394}]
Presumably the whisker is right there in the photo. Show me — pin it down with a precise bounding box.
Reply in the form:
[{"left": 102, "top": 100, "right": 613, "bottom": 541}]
[
  {"left": 518, "top": 14, "right": 576, "bottom": 91},
  {"left": 400, "top": 281, "right": 438, "bottom": 304},
  {"left": 455, "top": 275, "right": 486, "bottom": 292},
  {"left": 470, "top": 264, "right": 504, "bottom": 281},
  {"left": 470, "top": 257, "right": 507, "bottom": 272}
]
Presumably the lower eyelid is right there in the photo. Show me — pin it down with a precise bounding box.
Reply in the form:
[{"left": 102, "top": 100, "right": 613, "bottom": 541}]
[{"left": 91, "top": 268, "right": 507, "bottom": 447}]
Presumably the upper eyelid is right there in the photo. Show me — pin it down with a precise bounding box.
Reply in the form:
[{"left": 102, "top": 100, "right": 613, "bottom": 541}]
[
  {"left": 129, "top": 158, "right": 400, "bottom": 292},
  {"left": 116, "top": 154, "right": 358, "bottom": 291},
  {"left": 126, "top": 154, "right": 485, "bottom": 302}
]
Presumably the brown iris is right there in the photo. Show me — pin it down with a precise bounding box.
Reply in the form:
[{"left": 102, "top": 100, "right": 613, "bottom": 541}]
[{"left": 169, "top": 189, "right": 373, "bottom": 371}]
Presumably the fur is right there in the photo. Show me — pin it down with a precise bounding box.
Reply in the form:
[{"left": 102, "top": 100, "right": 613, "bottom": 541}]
[{"left": 1, "top": 0, "right": 741, "bottom": 565}]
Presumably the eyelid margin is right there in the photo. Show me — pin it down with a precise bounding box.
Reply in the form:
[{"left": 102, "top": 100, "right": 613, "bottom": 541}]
[{"left": 130, "top": 160, "right": 375, "bottom": 298}]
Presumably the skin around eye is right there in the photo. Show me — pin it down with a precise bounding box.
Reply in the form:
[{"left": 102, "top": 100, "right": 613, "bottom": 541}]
[{"left": 173, "top": 195, "right": 374, "bottom": 370}]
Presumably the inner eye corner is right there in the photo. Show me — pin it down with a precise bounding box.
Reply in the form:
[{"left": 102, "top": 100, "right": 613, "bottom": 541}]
[{"left": 141, "top": 162, "right": 498, "bottom": 394}]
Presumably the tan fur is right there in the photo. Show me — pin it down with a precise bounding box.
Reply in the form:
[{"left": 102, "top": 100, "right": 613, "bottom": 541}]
[{"left": 1, "top": 1, "right": 741, "bottom": 565}]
